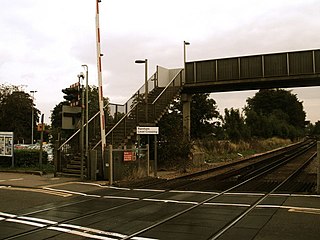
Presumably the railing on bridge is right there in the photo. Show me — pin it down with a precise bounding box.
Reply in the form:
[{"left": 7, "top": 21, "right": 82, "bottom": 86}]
[{"left": 186, "top": 49, "right": 320, "bottom": 84}]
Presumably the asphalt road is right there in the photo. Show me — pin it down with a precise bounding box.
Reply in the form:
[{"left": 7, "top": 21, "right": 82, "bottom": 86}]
[{"left": 1, "top": 172, "right": 320, "bottom": 240}]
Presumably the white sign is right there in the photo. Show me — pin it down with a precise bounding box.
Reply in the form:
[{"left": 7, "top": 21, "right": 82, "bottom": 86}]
[
  {"left": 137, "top": 126, "right": 159, "bottom": 135},
  {"left": 0, "top": 132, "right": 14, "bottom": 157}
]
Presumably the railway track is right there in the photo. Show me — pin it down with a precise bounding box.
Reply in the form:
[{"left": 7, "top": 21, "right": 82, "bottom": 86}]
[
  {"left": 120, "top": 139, "right": 318, "bottom": 240},
  {"left": 1, "top": 139, "right": 318, "bottom": 240}
]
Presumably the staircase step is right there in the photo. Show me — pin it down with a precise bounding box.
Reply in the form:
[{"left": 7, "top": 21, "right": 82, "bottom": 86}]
[
  {"left": 62, "top": 168, "right": 81, "bottom": 174},
  {"left": 66, "top": 164, "right": 82, "bottom": 169}
]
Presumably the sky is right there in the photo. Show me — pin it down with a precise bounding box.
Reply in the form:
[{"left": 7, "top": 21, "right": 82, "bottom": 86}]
[{"left": 1, "top": 0, "right": 320, "bottom": 124}]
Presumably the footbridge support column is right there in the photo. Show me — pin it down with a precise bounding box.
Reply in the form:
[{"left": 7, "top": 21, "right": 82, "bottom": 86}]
[{"left": 182, "top": 93, "right": 192, "bottom": 141}]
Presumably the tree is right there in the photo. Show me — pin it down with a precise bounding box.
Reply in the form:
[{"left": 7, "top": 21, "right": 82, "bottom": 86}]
[
  {"left": 164, "top": 94, "right": 221, "bottom": 139},
  {"left": 0, "top": 85, "right": 40, "bottom": 143},
  {"left": 310, "top": 121, "right": 320, "bottom": 137},
  {"left": 245, "top": 89, "right": 306, "bottom": 139},
  {"left": 157, "top": 105, "right": 192, "bottom": 170},
  {"left": 190, "top": 94, "right": 220, "bottom": 139},
  {"left": 157, "top": 93, "right": 221, "bottom": 168},
  {"left": 223, "top": 108, "right": 250, "bottom": 142}
]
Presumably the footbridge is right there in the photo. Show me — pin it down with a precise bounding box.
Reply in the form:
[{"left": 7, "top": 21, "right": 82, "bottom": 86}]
[
  {"left": 183, "top": 49, "right": 320, "bottom": 93},
  {"left": 181, "top": 49, "right": 320, "bottom": 138}
]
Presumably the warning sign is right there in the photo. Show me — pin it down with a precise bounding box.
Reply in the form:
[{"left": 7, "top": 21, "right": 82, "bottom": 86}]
[{"left": 124, "top": 151, "right": 136, "bottom": 162}]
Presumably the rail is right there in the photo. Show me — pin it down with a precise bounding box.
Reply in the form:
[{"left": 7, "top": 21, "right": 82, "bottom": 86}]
[{"left": 7, "top": 140, "right": 317, "bottom": 239}]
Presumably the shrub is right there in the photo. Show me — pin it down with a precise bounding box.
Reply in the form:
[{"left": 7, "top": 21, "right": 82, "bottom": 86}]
[{"left": 0, "top": 149, "right": 48, "bottom": 167}]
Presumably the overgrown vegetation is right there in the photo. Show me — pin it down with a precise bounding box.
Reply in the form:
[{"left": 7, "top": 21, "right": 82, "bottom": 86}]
[
  {"left": 195, "top": 137, "right": 292, "bottom": 164},
  {"left": 157, "top": 88, "right": 311, "bottom": 171}
]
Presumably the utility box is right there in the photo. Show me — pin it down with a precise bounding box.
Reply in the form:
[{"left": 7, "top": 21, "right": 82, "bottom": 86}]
[{"left": 62, "top": 105, "right": 81, "bottom": 130}]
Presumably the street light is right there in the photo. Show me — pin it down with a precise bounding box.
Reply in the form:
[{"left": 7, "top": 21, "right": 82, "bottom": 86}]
[
  {"left": 183, "top": 41, "right": 190, "bottom": 69},
  {"left": 81, "top": 64, "right": 89, "bottom": 174},
  {"left": 30, "top": 90, "right": 37, "bottom": 144},
  {"left": 135, "top": 59, "right": 148, "bottom": 122}
]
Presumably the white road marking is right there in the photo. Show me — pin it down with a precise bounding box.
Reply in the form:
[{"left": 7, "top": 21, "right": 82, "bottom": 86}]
[
  {"left": 17, "top": 216, "right": 57, "bottom": 225},
  {"left": 6, "top": 218, "right": 47, "bottom": 227},
  {"left": 133, "top": 188, "right": 166, "bottom": 192},
  {"left": 108, "top": 186, "right": 131, "bottom": 191},
  {"left": 169, "top": 190, "right": 219, "bottom": 195},
  {"left": 270, "top": 193, "right": 320, "bottom": 198},
  {"left": 0, "top": 212, "right": 17, "bottom": 218},
  {"left": 77, "top": 182, "right": 109, "bottom": 188},
  {"left": 103, "top": 195, "right": 140, "bottom": 201},
  {"left": 1, "top": 212, "right": 158, "bottom": 240},
  {"left": 143, "top": 198, "right": 198, "bottom": 205},
  {"left": 224, "top": 192, "right": 265, "bottom": 196},
  {"left": 204, "top": 202, "right": 251, "bottom": 207}
]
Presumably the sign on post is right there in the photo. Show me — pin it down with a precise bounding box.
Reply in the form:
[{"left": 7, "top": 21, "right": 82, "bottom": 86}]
[
  {"left": 136, "top": 126, "right": 159, "bottom": 177},
  {"left": 0, "top": 132, "right": 14, "bottom": 167},
  {"left": 0, "top": 132, "right": 13, "bottom": 157},
  {"left": 123, "top": 151, "right": 136, "bottom": 162},
  {"left": 136, "top": 126, "right": 159, "bottom": 135}
]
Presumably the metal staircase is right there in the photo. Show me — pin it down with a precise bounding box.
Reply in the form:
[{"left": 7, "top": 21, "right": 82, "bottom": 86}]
[{"left": 57, "top": 66, "right": 184, "bottom": 177}]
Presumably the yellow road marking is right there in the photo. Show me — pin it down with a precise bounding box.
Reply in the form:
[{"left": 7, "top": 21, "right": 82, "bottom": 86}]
[
  {"left": 288, "top": 207, "right": 320, "bottom": 215},
  {"left": 0, "top": 186, "right": 72, "bottom": 197}
]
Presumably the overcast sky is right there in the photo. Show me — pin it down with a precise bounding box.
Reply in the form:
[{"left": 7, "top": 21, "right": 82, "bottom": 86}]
[{"left": 1, "top": 0, "right": 320, "bottom": 124}]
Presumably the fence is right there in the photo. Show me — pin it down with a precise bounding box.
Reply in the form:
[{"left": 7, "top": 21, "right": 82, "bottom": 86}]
[{"left": 87, "top": 144, "right": 151, "bottom": 183}]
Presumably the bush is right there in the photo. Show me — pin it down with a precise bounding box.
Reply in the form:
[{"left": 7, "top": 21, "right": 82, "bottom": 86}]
[{"left": 0, "top": 149, "right": 48, "bottom": 167}]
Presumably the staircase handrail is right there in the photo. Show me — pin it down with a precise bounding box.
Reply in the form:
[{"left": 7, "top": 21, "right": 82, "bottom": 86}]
[
  {"left": 92, "top": 100, "right": 140, "bottom": 149},
  {"left": 57, "top": 105, "right": 106, "bottom": 151},
  {"left": 59, "top": 67, "right": 180, "bottom": 151},
  {"left": 92, "top": 70, "right": 183, "bottom": 149}
]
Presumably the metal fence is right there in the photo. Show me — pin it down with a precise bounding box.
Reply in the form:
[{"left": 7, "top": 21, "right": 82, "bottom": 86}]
[{"left": 104, "top": 145, "right": 150, "bottom": 183}]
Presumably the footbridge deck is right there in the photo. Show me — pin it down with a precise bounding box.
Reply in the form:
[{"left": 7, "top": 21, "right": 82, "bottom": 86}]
[{"left": 183, "top": 49, "right": 320, "bottom": 93}]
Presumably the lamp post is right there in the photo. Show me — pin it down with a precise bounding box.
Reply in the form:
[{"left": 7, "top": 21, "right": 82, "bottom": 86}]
[
  {"left": 30, "top": 90, "right": 37, "bottom": 144},
  {"left": 135, "top": 59, "right": 148, "bottom": 122},
  {"left": 78, "top": 73, "right": 85, "bottom": 181},
  {"left": 184, "top": 41, "right": 190, "bottom": 71},
  {"left": 81, "top": 65, "right": 89, "bottom": 166}
]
